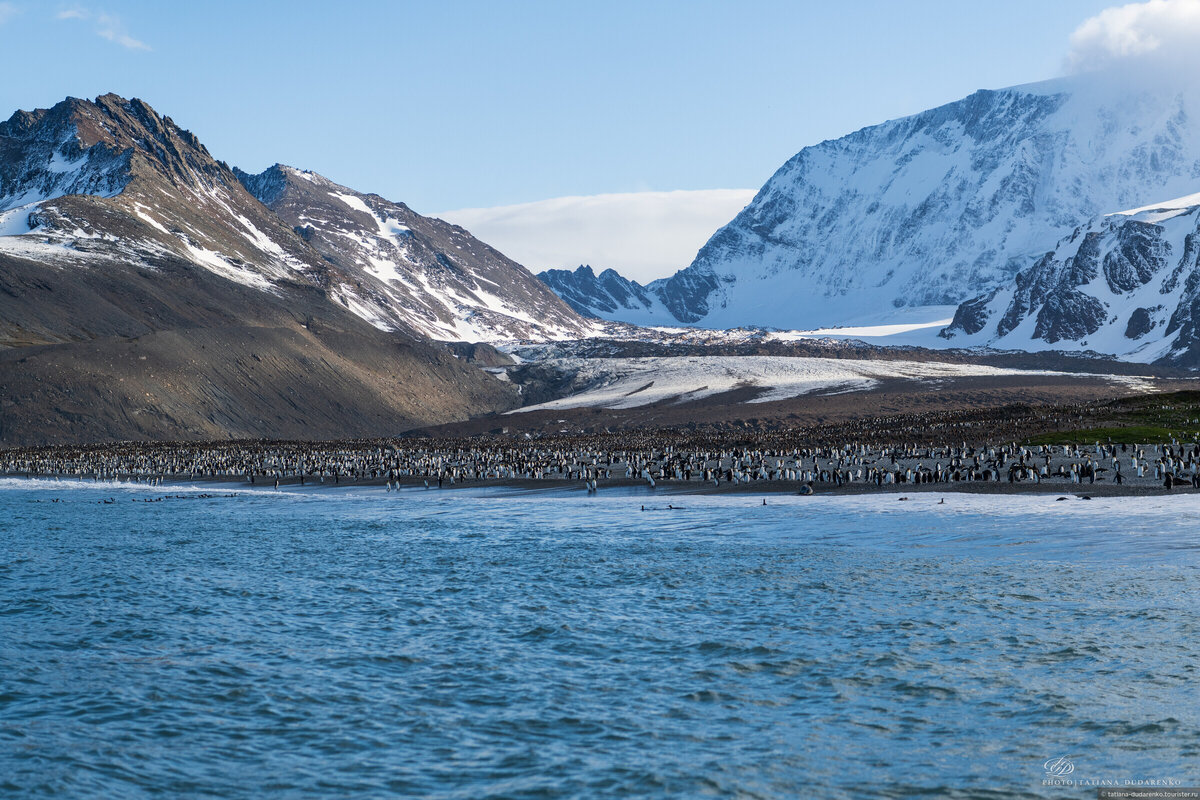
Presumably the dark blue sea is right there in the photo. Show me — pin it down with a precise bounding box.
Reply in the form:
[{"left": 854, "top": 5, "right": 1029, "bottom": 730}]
[{"left": 2, "top": 479, "right": 1198, "bottom": 798}]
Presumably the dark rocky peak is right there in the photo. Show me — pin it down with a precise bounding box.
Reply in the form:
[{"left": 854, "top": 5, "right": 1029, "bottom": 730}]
[
  {"left": 239, "top": 163, "right": 417, "bottom": 220},
  {"left": 1, "top": 98, "right": 128, "bottom": 208},
  {"left": 0, "top": 106, "right": 52, "bottom": 136},
  {"left": 82, "top": 94, "right": 225, "bottom": 189},
  {"left": 234, "top": 163, "right": 291, "bottom": 206},
  {"left": 1, "top": 94, "right": 336, "bottom": 294},
  {"left": 0, "top": 93, "right": 234, "bottom": 211}
]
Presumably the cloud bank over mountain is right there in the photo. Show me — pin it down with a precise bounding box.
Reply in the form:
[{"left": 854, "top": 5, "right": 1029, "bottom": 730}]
[
  {"left": 437, "top": 189, "right": 755, "bottom": 283},
  {"left": 1068, "top": 0, "right": 1200, "bottom": 73}
]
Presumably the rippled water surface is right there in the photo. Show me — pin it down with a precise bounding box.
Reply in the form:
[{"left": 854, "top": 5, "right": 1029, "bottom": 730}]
[{"left": 2, "top": 480, "right": 1199, "bottom": 798}]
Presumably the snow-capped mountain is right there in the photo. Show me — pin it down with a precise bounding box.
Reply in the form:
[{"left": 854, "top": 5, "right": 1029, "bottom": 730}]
[
  {"left": 236, "top": 165, "right": 590, "bottom": 342},
  {"left": 0, "top": 93, "right": 335, "bottom": 291},
  {"left": 941, "top": 191, "right": 1200, "bottom": 367},
  {"left": 580, "top": 76, "right": 1200, "bottom": 331},
  {"left": 0, "top": 94, "right": 529, "bottom": 443},
  {"left": 536, "top": 265, "right": 671, "bottom": 323},
  {"left": 0, "top": 94, "right": 588, "bottom": 345}
]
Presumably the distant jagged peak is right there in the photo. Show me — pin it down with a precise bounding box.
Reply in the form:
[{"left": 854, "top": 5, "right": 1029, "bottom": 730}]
[
  {"left": 541, "top": 264, "right": 599, "bottom": 281},
  {"left": 541, "top": 264, "right": 644, "bottom": 284},
  {"left": 537, "top": 264, "right": 667, "bottom": 323}
]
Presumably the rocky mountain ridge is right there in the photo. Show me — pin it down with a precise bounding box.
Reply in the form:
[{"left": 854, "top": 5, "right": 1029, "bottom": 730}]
[
  {"left": 941, "top": 191, "right": 1200, "bottom": 368},
  {"left": 535, "top": 265, "right": 668, "bottom": 322},
  {"left": 0, "top": 94, "right": 589, "bottom": 345},
  {"left": 237, "top": 165, "right": 590, "bottom": 341}
]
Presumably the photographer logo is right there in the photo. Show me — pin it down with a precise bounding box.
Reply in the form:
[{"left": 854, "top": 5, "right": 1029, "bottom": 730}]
[{"left": 1044, "top": 756, "right": 1075, "bottom": 778}]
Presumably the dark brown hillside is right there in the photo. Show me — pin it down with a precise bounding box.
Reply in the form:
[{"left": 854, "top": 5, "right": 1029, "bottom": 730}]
[
  {"left": 0, "top": 252, "right": 519, "bottom": 446},
  {"left": 0, "top": 95, "right": 523, "bottom": 445}
]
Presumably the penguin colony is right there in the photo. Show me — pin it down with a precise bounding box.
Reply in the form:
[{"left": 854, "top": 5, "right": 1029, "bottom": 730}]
[
  {"left": 4, "top": 401, "right": 1198, "bottom": 491},
  {"left": 2, "top": 437, "right": 1198, "bottom": 491}
]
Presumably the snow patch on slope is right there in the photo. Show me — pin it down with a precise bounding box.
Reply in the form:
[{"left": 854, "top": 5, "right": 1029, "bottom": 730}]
[
  {"left": 181, "top": 242, "right": 271, "bottom": 289},
  {"left": 0, "top": 203, "right": 37, "bottom": 236}
]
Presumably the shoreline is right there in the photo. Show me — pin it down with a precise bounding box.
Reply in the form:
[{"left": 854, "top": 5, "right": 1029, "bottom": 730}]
[{"left": 3, "top": 472, "right": 1194, "bottom": 499}]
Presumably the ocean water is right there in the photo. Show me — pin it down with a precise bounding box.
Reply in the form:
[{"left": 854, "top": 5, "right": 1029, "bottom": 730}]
[{"left": 2, "top": 480, "right": 1198, "bottom": 798}]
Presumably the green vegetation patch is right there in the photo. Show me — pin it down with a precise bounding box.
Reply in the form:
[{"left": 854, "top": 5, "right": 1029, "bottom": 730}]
[{"left": 1028, "top": 426, "right": 1193, "bottom": 446}]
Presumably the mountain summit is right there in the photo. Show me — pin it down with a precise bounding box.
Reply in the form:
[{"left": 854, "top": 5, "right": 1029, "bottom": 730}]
[
  {"left": 0, "top": 92, "right": 331, "bottom": 290},
  {"left": 0, "top": 93, "right": 589, "bottom": 344}
]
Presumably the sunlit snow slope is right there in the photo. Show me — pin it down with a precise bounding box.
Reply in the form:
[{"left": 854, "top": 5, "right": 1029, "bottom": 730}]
[{"left": 558, "top": 75, "right": 1200, "bottom": 340}]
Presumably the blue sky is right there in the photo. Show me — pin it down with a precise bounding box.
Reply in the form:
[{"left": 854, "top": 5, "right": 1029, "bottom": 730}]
[{"left": 0, "top": 0, "right": 1121, "bottom": 214}]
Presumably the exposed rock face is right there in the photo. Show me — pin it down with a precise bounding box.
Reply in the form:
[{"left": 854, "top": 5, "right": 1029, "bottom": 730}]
[
  {"left": 1165, "top": 270, "right": 1200, "bottom": 368},
  {"left": 570, "top": 77, "right": 1200, "bottom": 330},
  {"left": 0, "top": 98, "right": 132, "bottom": 206},
  {"left": 1032, "top": 290, "right": 1107, "bottom": 344},
  {"left": 1125, "top": 307, "right": 1156, "bottom": 339},
  {"left": 946, "top": 291, "right": 998, "bottom": 337},
  {"left": 655, "top": 268, "right": 722, "bottom": 324},
  {"left": 236, "top": 165, "right": 590, "bottom": 342},
  {"left": 1104, "top": 222, "right": 1166, "bottom": 293},
  {"left": 995, "top": 234, "right": 1103, "bottom": 338},
  {"left": 0, "top": 94, "right": 525, "bottom": 444},
  {"left": 941, "top": 193, "right": 1200, "bottom": 367},
  {"left": 0, "top": 93, "right": 334, "bottom": 290}
]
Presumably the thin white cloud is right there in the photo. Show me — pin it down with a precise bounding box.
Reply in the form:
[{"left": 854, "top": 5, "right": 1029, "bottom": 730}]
[
  {"left": 1068, "top": 0, "right": 1200, "bottom": 72},
  {"left": 437, "top": 189, "right": 756, "bottom": 283},
  {"left": 0, "top": 2, "right": 19, "bottom": 25},
  {"left": 95, "top": 12, "right": 149, "bottom": 50},
  {"left": 56, "top": 6, "right": 150, "bottom": 50}
]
